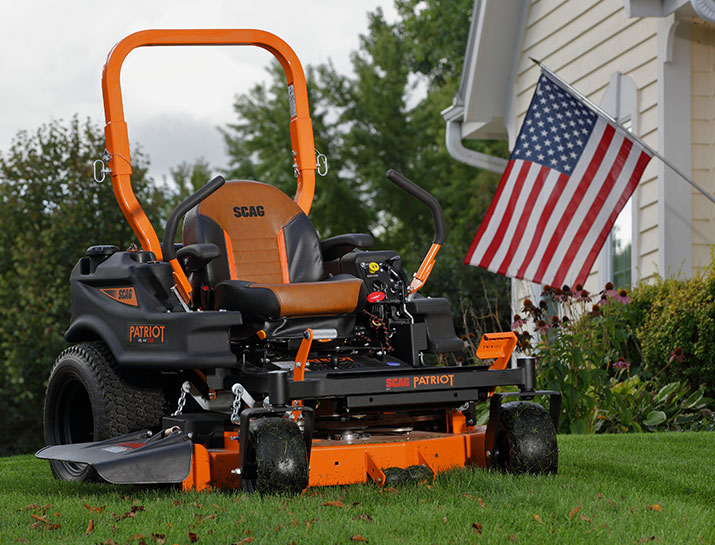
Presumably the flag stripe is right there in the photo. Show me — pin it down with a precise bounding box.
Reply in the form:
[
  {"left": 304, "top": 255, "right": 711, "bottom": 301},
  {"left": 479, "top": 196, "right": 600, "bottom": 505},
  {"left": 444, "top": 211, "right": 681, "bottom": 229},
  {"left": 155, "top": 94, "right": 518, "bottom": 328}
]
[
  {"left": 469, "top": 160, "right": 528, "bottom": 268},
  {"left": 560, "top": 140, "right": 644, "bottom": 286},
  {"left": 495, "top": 164, "right": 550, "bottom": 275},
  {"left": 521, "top": 118, "right": 609, "bottom": 281},
  {"left": 477, "top": 161, "right": 532, "bottom": 268},
  {"left": 514, "top": 170, "right": 570, "bottom": 280},
  {"left": 464, "top": 160, "right": 516, "bottom": 264},
  {"left": 487, "top": 163, "right": 541, "bottom": 271},
  {"left": 551, "top": 136, "right": 633, "bottom": 287},
  {"left": 532, "top": 123, "right": 616, "bottom": 284},
  {"left": 574, "top": 150, "right": 652, "bottom": 284}
]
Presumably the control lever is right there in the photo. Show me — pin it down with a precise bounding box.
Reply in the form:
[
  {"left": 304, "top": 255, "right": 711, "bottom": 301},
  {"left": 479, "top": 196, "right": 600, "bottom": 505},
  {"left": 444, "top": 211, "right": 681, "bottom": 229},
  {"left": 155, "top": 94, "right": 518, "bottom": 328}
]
[{"left": 385, "top": 169, "right": 445, "bottom": 295}]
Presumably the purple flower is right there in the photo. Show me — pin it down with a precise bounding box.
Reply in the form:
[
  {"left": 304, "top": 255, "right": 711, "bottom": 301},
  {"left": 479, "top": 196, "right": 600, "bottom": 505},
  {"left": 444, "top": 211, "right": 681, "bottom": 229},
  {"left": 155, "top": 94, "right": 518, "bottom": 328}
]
[
  {"left": 536, "top": 320, "right": 550, "bottom": 334},
  {"left": 511, "top": 314, "right": 527, "bottom": 330},
  {"left": 576, "top": 288, "right": 592, "bottom": 302},
  {"left": 669, "top": 347, "right": 685, "bottom": 364},
  {"left": 613, "top": 289, "right": 631, "bottom": 304},
  {"left": 600, "top": 282, "right": 618, "bottom": 301},
  {"left": 612, "top": 357, "right": 630, "bottom": 370}
]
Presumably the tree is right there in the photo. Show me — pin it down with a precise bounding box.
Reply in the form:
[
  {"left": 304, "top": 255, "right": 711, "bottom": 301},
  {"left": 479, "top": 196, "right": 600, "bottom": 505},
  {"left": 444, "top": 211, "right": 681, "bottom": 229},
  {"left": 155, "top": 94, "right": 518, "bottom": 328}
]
[
  {"left": 221, "top": 63, "right": 373, "bottom": 238},
  {"left": 321, "top": 4, "right": 511, "bottom": 319},
  {"left": 0, "top": 117, "right": 163, "bottom": 455},
  {"left": 222, "top": 2, "right": 511, "bottom": 326}
]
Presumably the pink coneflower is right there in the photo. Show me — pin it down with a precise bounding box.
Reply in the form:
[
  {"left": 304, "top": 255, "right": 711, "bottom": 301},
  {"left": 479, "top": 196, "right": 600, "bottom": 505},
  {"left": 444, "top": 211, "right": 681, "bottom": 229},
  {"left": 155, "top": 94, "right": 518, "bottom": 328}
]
[
  {"left": 511, "top": 314, "right": 527, "bottom": 330},
  {"left": 614, "top": 289, "right": 631, "bottom": 304},
  {"left": 590, "top": 304, "right": 603, "bottom": 317},
  {"left": 536, "top": 320, "right": 550, "bottom": 334},
  {"left": 669, "top": 347, "right": 685, "bottom": 364},
  {"left": 576, "top": 288, "right": 591, "bottom": 302},
  {"left": 612, "top": 357, "right": 630, "bottom": 370},
  {"left": 601, "top": 282, "right": 618, "bottom": 300},
  {"left": 553, "top": 285, "right": 572, "bottom": 302},
  {"left": 517, "top": 331, "right": 532, "bottom": 351}
]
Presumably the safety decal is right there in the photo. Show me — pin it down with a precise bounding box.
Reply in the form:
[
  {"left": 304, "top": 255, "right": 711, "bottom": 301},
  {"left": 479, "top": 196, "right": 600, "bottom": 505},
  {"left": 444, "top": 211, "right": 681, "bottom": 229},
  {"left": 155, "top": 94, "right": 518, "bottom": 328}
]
[{"left": 288, "top": 84, "right": 297, "bottom": 118}]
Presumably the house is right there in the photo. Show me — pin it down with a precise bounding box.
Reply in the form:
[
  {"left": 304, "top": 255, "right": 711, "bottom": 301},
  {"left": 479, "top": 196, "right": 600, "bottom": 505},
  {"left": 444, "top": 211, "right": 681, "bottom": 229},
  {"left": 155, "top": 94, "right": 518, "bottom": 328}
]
[{"left": 442, "top": 0, "right": 715, "bottom": 307}]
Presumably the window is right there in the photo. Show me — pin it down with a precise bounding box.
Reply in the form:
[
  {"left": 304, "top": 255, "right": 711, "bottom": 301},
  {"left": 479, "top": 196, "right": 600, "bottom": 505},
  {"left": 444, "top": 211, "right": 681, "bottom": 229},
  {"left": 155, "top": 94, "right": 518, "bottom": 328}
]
[{"left": 599, "top": 73, "right": 638, "bottom": 289}]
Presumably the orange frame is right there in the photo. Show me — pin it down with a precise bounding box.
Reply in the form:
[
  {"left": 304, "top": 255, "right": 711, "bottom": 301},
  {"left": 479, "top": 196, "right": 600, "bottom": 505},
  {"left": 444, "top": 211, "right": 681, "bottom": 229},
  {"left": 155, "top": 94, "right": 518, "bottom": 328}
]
[{"left": 101, "top": 29, "right": 317, "bottom": 297}]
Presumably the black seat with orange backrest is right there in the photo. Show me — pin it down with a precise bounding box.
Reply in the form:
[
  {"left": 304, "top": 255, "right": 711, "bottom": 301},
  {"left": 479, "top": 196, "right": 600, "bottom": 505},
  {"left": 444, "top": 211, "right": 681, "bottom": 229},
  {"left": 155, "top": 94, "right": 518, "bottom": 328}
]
[{"left": 182, "top": 181, "right": 365, "bottom": 321}]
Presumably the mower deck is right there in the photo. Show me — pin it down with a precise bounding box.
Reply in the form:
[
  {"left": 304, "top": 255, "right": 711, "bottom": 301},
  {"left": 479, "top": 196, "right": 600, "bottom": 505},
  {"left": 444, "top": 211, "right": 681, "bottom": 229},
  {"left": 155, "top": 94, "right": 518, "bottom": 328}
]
[{"left": 184, "top": 418, "right": 486, "bottom": 491}]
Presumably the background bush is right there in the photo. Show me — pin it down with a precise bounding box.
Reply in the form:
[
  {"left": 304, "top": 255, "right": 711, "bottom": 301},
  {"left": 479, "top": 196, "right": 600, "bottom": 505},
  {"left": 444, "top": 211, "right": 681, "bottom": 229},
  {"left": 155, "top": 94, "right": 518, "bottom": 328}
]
[
  {"left": 634, "top": 267, "right": 715, "bottom": 398},
  {"left": 513, "top": 260, "right": 715, "bottom": 434}
]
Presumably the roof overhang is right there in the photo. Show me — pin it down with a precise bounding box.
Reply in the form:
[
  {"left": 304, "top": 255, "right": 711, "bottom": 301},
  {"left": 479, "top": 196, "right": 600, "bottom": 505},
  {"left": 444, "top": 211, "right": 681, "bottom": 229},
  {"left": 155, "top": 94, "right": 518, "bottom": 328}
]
[
  {"left": 441, "top": 0, "right": 527, "bottom": 141},
  {"left": 622, "top": 0, "right": 713, "bottom": 22}
]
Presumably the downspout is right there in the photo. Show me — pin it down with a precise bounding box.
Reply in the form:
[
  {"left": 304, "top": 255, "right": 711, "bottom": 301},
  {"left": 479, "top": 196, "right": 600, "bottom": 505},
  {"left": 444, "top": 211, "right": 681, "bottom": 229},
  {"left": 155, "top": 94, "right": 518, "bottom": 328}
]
[
  {"left": 442, "top": 104, "right": 507, "bottom": 174},
  {"left": 444, "top": 118, "right": 508, "bottom": 174}
]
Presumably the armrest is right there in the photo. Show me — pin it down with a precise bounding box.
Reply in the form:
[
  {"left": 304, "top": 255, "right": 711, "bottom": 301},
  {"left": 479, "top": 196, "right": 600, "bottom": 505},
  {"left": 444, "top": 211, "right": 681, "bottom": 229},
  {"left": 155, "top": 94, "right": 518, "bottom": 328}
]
[
  {"left": 176, "top": 243, "right": 220, "bottom": 272},
  {"left": 321, "top": 233, "right": 375, "bottom": 261}
]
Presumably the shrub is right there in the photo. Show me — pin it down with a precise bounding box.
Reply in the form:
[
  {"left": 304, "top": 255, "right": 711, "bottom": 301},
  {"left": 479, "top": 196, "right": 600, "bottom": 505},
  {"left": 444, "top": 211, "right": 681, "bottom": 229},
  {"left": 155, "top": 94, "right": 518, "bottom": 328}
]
[
  {"left": 634, "top": 270, "right": 715, "bottom": 398},
  {"left": 513, "top": 279, "right": 714, "bottom": 434}
]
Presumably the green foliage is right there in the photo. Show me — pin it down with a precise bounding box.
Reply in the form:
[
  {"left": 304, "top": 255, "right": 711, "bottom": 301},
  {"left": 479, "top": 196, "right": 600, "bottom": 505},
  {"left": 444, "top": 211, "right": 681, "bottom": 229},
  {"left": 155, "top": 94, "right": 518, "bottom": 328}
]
[
  {"left": 222, "top": 1, "right": 510, "bottom": 324},
  {"left": 595, "top": 378, "right": 713, "bottom": 433},
  {"left": 633, "top": 271, "right": 715, "bottom": 398},
  {"left": 221, "top": 62, "right": 372, "bottom": 238},
  {"left": 0, "top": 118, "right": 164, "bottom": 455},
  {"left": 515, "top": 283, "right": 714, "bottom": 434}
]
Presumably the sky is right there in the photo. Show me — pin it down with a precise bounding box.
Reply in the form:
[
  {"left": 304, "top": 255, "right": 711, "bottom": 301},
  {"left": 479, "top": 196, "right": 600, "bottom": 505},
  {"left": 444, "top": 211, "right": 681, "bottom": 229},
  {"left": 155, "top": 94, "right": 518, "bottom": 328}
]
[{"left": 0, "top": 0, "right": 397, "bottom": 182}]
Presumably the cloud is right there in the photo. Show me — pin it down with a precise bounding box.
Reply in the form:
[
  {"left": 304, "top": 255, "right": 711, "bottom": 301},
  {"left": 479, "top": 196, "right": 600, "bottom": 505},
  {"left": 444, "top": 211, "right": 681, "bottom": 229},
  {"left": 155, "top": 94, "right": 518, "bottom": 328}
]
[
  {"left": 130, "top": 114, "right": 226, "bottom": 182},
  {"left": 0, "top": 0, "right": 397, "bottom": 181}
]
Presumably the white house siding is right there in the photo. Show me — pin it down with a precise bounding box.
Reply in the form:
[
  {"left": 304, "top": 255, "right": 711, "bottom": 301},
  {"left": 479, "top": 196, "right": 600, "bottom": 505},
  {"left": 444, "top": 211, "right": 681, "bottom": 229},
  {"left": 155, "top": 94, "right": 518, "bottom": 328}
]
[
  {"left": 691, "top": 22, "right": 715, "bottom": 275},
  {"left": 511, "top": 0, "right": 659, "bottom": 297}
]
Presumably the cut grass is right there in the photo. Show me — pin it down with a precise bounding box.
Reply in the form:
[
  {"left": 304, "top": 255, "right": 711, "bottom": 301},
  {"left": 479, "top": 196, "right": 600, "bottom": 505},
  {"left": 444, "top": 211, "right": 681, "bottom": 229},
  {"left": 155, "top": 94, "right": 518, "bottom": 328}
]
[{"left": 0, "top": 432, "right": 713, "bottom": 544}]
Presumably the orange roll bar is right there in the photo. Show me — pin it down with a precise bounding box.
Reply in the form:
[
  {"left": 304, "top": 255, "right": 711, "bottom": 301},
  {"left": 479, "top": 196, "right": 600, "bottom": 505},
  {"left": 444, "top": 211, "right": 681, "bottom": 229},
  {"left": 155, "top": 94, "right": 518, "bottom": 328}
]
[{"left": 101, "top": 29, "right": 317, "bottom": 296}]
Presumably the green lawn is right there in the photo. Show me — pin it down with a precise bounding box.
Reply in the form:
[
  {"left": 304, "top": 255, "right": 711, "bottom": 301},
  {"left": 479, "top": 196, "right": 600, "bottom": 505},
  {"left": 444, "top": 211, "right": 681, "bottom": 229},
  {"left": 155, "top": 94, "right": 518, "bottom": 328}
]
[{"left": 1, "top": 433, "right": 713, "bottom": 544}]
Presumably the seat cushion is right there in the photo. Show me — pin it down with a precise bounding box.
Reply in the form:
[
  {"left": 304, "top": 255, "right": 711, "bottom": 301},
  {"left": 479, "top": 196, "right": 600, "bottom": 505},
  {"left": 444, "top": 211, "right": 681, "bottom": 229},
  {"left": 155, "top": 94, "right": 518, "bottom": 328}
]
[{"left": 214, "top": 275, "right": 365, "bottom": 319}]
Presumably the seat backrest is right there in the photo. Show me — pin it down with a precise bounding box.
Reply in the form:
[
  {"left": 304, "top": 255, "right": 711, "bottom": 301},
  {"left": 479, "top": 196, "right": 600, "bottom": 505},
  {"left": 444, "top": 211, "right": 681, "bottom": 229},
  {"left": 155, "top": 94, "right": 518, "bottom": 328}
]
[{"left": 183, "top": 181, "right": 324, "bottom": 285}]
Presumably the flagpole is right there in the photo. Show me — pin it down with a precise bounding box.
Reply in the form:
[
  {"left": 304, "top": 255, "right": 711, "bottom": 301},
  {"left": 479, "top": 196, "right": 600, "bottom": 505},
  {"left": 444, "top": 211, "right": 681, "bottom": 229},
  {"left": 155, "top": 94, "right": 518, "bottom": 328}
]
[{"left": 530, "top": 58, "right": 715, "bottom": 206}]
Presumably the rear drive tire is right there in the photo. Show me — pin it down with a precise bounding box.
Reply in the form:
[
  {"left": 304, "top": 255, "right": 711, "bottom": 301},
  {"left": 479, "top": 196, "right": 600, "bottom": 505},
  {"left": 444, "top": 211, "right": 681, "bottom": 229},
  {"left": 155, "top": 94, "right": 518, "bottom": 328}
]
[
  {"left": 43, "top": 342, "right": 167, "bottom": 481},
  {"left": 493, "top": 401, "right": 558, "bottom": 475},
  {"left": 242, "top": 417, "right": 309, "bottom": 495}
]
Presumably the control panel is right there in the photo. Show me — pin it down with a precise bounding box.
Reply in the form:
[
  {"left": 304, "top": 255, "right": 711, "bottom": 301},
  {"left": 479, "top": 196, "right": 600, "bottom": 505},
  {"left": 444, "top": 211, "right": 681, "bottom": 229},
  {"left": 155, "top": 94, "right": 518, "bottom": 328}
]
[{"left": 329, "top": 250, "right": 407, "bottom": 304}]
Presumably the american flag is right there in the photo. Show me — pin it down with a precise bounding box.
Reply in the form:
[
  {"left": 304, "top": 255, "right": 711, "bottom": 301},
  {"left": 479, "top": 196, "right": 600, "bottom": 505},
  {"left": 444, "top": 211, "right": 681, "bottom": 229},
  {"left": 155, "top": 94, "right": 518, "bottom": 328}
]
[{"left": 465, "top": 72, "right": 652, "bottom": 288}]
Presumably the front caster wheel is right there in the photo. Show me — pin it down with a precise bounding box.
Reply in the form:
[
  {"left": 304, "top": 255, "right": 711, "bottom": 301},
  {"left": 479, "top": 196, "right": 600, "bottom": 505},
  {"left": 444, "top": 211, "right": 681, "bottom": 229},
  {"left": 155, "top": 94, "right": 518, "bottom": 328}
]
[
  {"left": 493, "top": 401, "right": 558, "bottom": 475},
  {"left": 242, "top": 417, "right": 309, "bottom": 494}
]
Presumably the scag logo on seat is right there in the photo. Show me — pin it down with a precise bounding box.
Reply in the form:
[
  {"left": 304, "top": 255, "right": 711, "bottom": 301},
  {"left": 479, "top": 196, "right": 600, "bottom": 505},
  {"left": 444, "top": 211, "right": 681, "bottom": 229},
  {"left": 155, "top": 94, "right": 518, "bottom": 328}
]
[
  {"left": 233, "top": 205, "right": 265, "bottom": 218},
  {"left": 128, "top": 324, "right": 166, "bottom": 345}
]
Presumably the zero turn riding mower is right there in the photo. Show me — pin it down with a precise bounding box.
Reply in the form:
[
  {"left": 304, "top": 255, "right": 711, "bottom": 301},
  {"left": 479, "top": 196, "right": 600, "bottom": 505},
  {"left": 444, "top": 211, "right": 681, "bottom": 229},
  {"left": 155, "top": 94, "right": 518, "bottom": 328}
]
[{"left": 37, "top": 29, "right": 561, "bottom": 494}]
